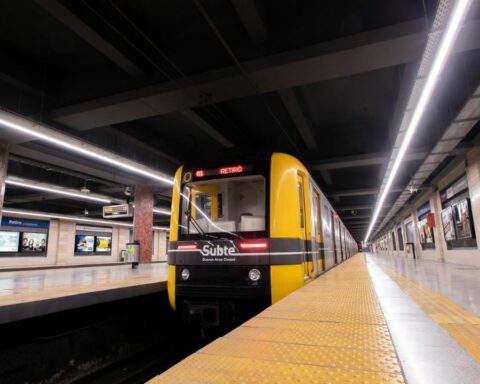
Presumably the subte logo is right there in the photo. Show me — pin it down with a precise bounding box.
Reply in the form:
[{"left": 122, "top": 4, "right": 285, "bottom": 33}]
[{"left": 200, "top": 244, "right": 236, "bottom": 256}]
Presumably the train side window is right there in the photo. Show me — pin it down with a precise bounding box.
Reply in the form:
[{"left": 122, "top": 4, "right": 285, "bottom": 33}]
[
  {"left": 297, "top": 176, "right": 305, "bottom": 229},
  {"left": 313, "top": 191, "right": 321, "bottom": 238},
  {"left": 322, "top": 205, "right": 330, "bottom": 234}
]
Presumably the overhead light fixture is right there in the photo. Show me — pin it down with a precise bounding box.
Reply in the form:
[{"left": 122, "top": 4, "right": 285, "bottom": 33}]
[
  {"left": 5, "top": 178, "right": 112, "bottom": 204},
  {"left": 0, "top": 111, "right": 173, "bottom": 186},
  {"left": 364, "top": 0, "right": 472, "bottom": 243},
  {"left": 6, "top": 176, "right": 173, "bottom": 215}
]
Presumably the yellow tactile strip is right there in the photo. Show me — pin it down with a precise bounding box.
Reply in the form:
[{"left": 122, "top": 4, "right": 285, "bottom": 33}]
[
  {"left": 380, "top": 266, "right": 480, "bottom": 363},
  {"left": 149, "top": 254, "right": 406, "bottom": 384}
]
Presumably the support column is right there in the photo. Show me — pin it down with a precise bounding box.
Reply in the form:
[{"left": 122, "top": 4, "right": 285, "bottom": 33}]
[
  {"left": 467, "top": 145, "right": 480, "bottom": 243},
  {"left": 133, "top": 185, "right": 154, "bottom": 264},
  {"left": 0, "top": 142, "right": 9, "bottom": 221}
]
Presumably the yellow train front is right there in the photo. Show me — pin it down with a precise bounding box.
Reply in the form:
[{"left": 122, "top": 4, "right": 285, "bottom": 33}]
[{"left": 167, "top": 153, "right": 356, "bottom": 325}]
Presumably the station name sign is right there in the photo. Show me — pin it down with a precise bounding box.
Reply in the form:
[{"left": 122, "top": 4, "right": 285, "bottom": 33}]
[{"left": 103, "top": 203, "right": 133, "bottom": 219}]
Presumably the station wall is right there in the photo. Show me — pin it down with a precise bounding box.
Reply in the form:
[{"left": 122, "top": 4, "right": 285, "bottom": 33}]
[
  {"left": 374, "top": 145, "right": 480, "bottom": 267},
  {"left": 0, "top": 217, "right": 168, "bottom": 268}
]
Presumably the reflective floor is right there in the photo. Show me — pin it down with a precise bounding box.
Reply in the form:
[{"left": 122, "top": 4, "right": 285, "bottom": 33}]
[
  {"left": 369, "top": 252, "right": 480, "bottom": 316},
  {"left": 0, "top": 263, "right": 167, "bottom": 323},
  {"left": 366, "top": 255, "right": 480, "bottom": 384}
]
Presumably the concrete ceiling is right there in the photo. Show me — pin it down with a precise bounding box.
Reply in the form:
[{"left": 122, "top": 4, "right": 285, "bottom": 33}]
[{"left": 0, "top": 0, "right": 479, "bottom": 237}]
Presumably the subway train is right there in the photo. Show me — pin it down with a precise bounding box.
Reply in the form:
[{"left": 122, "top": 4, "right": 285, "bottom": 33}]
[{"left": 167, "top": 152, "right": 357, "bottom": 325}]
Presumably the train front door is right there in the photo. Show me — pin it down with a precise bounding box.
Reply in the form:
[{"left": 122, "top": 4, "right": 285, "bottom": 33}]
[
  {"left": 331, "top": 212, "right": 338, "bottom": 264},
  {"left": 311, "top": 190, "right": 321, "bottom": 275}
]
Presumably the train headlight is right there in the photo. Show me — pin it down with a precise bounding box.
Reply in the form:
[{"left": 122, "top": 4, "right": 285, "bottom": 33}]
[
  {"left": 181, "top": 268, "right": 190, "bottom": 280},
  {"left": 248, "top": 268, "right": 261, "bottom": 281}
]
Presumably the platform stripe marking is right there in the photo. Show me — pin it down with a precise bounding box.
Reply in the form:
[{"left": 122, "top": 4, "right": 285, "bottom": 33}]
[
  {"left": 379, "top": 266, "right": 480, "bottom": 363},
  {"left": 148, "top": 254, "right": 406, "bottom": 384}
]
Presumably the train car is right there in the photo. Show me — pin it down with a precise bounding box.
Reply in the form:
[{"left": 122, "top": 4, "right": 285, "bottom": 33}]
[{"left": 167, "top": 153, "right": 357, "bottom": 325}]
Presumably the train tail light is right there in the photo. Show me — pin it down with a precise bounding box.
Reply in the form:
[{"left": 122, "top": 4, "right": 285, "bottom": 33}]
[
  {"left": 178, "top": 243, "right": 197, "bottom": 250},
  {"left": 239, "top": 240, "right": 269, "bottom": 251}
]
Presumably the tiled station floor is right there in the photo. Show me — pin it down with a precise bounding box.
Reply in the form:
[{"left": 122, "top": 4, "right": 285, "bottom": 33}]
[
  {"left": 149, "top": 254, "right": 480, "bottom": 384},
  {"left": 369, "top": 253, "right": 480, "bottom": 316},
  {"left": 0, "top": 263, "right": 167, "bottom": 324}
]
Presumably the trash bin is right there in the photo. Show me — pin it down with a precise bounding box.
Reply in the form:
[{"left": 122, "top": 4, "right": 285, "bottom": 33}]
[{"left": 126, "top": 241, "right": 140, "bottom": 268}]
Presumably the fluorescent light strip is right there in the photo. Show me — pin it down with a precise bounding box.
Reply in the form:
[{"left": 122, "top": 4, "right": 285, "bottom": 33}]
[
  {"left": 6, "top": 180, "right": 173, "bottom": 214},
  {"left": 364, "top": 0, "right": 472, "bottom": 242},
  {"left": 153, "top": 208, "right": 171, "bottom": 216},
  {"left": 153, "top": 226, "right": 170, "bottom": 231},
  {"left": 0, "top": 113, "right": 173, "bottom": 186},
  {"left": 2, "top": 208, "right": 170, "bottom": 231},
  {"left": 6, "top": 179, "right": 112, "bottom": 204}
]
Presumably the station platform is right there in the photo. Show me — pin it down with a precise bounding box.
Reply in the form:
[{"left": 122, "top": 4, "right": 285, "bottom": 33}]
[
  {"left": 0, "top": 263, "right": 167, "bottom": 324},
  {"left": 149, "top": 253, "right": 480, "bottom": 384}
]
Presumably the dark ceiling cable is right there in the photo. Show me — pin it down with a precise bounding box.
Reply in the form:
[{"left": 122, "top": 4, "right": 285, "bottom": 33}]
[
  {"left": 81, "top": 0, "right": 238, "bottom": 145},
  {"left": 108, "top": 0, "right": 186, "bottom": 81},
  {"left": 80, "top": 0, "right": 175, "bottom": 80},
  {"left": 107, "top": 0, "right": 243, "bottom": 140},
  {"left": 193, "top": 0, "right": 305, "bottom": 162}
]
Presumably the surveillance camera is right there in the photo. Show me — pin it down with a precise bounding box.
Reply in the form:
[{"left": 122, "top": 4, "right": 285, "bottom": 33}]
[
  {"left": 80, "top": 186, "right": 90, "bottom": 194},
  {"left": 125, "top": 187, "right": 133, "bottom": 196},
  {"left": 409, "top": 186, "right": 418, "bottom": 194}
]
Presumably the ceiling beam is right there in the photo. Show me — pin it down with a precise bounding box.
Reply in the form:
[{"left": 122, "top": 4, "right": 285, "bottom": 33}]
[
  {"left": 10, "top": 145, "right": 138, "bottom": 187},
  {"left": 49, "top": 18, "right": 480, "bottom": 131},
  {"left": 231, "top": 0, "right": 268, "bottom": 45},
  {"left": 336, "top": 204, "right": 392, "bottom": 211},
  {"left": 49, "top": 18, "right": 435, "bottom": 130},
  {"left": 34, "top": 0, "right": 142, "bottom": 76},
  {"left": 341, "top": 215, "right": 376, "bottom": 220},
  {"left": 5, "top": 175, "right": 124, "bottom": 204},
  {"left": 327, "top": 186, "right": 404, "bottom": 198},
  {"left": 231, "top": 0, "right": 319, "bottom": 155},
  {"left": 5, "top": 193, "right": 60, "bottom": 204},
  {"left": 278, "top": 89, "right": 317, "bottom": 150},
  {"left": 9, "top": 154, "right": 121, "bottom": 188},
  {"left": 180, "top": 110, "right": 234, "bottom": 148},
  {"left": 309, "top": 149, "right": 428, "bottom": 171},
  {"left": 0, "top": 72, "right": 45, "bottom": 98},
  {"left": 105, "top": 126, "right": 181, "bottom": 164}
]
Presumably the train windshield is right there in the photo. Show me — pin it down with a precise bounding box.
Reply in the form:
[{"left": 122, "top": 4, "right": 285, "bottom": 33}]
[{"left": 180, "top": 175, "right": 266, "bottom": 239}]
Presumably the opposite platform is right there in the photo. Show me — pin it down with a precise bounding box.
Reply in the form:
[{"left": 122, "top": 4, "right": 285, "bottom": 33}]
[
  {"left": 0, "top": 263, "right": 167, "bottom": 324},
  {"left": 149, "top": 253, "right": 480, "bottom": 384}
]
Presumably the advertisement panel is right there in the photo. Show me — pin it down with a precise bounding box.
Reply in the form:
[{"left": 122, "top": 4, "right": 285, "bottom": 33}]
[
  {"left": 0, "top": 231, "right": 20, "bottom": 252},
  {"left": 417, "top": 218, "right": 434, "bottom": 244},
  {"left": 95, "top": 236, "right": 112, "bottom": 252},
  {"left": 454, "top": 199, "right": 473, "bottom": 239},
  {"left": 441, "top": 206, "right": 456, "bottom": 241},
  {"left": 75, "top": 235, "right": 95, "bottom": 252},
  {"left": 21, "top": 232, "right": 47, "bottom": 252}
]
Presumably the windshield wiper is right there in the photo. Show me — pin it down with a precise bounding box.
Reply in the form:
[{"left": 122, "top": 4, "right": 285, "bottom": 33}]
[{"left": 185, "top": 210, "right": 221, "bottom": 240}]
